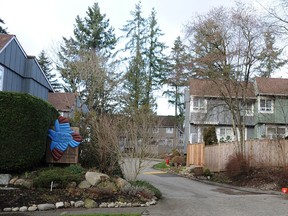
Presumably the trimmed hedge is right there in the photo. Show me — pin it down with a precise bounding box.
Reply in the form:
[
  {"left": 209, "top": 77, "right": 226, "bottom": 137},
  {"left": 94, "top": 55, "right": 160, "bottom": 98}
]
[{"left": 0, "top": 92, "right": 58, "bottom": 172}]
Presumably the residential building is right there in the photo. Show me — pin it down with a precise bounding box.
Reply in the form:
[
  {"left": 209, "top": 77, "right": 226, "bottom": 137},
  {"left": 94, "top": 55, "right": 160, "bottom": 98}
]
[
  {"left": 184, "top": 77, "right": 288, "bottom": 146},
  {"left": 153, "top": 115, "right": 184, "bottom": 154},
  {"left": 0, "top": 34, "right": 53, "bottom": 100}
]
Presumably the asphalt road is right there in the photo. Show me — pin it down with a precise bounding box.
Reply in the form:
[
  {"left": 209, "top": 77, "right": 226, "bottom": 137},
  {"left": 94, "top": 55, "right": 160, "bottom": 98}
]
[{"left": 2, "top": 160, "right": 288, "bottom": 216}]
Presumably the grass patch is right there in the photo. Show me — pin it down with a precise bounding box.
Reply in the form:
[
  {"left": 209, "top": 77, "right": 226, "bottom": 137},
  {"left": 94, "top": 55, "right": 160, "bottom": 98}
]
[
  {"left": 66, "top": 214, "right": 141, "bottom": 216},
  {"left": 152, "top": 161, "right": 169, "bottom": 170}
]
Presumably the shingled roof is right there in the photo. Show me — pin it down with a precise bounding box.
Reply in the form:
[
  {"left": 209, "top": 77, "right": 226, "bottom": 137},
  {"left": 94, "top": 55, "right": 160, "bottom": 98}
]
[
  {"left": 255, "top": 77, "right": 288, "bottom": 96},
  {"left": 48, "top": 93, "right": 76, "bottom": 111},
  {"left": 189, "top": 79, "right": 255, "bottom": 98},
  {"left": 0, "top": 34, "right": 14, "bottom": 52}
]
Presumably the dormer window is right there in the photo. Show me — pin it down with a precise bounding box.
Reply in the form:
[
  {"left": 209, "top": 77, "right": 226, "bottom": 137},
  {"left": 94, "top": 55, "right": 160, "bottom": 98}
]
[
  {"left": 259, "top": 97, "right": 273, "bottom": 113},
  {"left": 192, "top": 97, "right": 207, "bottom": 113}
]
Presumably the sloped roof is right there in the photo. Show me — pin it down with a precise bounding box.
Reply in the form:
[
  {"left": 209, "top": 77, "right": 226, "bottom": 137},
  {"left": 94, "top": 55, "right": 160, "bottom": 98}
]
[
  {"left": 255, "top": 77, "right": 288, "bottom": 96},
  {"left": 189, "top": 79, "right": 255, "bottom": 98},
  {"left": 0, "top": 34, "right": 14, "bottom": 52},
  {"left": 157, "top": 115, "right": 177, "bottom": 127},
  {"left": 48, "top": 93, "right": 76, "bottom": 111}
]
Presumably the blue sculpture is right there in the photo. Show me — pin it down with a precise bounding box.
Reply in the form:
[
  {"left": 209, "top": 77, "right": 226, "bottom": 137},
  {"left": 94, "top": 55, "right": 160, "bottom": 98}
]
[{"left": 48, "top": 116, "right": 82, "bottom": 161}]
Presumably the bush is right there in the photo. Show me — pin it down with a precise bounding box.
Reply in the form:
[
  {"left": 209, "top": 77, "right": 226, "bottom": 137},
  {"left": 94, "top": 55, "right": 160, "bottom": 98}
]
[
  {"left": 0, "top": 92, "right": 58, "bottom": 172},
  {"left": 203, "top": 126, "right": 218, "bottom": 145},
  {"left": 171, "top": 155, "right": 186, "bottom": 166},
  {"left": 33, "top": 166, "right": 84, "bottom": 188},
  {"left": 129, "top": 180, "right": 162, "bottom": 199},
  {"left": 225, "top": 153, "right": 250, "bottom": 179}
]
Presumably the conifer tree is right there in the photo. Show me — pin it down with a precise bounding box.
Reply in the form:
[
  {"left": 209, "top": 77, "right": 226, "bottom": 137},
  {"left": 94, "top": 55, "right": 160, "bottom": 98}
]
[
  {"left": 0, "top": 18, "right": 8, "bottom": 34},
  {"left": 38, "top": 50, "right": 62, "bottom": 92}
]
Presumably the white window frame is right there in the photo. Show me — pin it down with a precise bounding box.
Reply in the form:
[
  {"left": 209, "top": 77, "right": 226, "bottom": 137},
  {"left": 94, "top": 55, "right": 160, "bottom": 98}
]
[
  {"left": 0, "top": 65, "right": 4, "bottom": 91},
  {"left": 258, "top": 97, "right": 274, "bottom": 113},
  {"left": 218, "top": 127, "right": 234, "bottom": 142},
  {"left": 191, "top": 97, "right": 207, "bottom": 113},
  {"left": 245, "top": 103, "right": 254, "bottom": 116},
  {"left": 166, "top": 127, "right": 173, "bottom": 134},
  {"left": 266, "top": 126, "right": 286, "bottom": 139}
]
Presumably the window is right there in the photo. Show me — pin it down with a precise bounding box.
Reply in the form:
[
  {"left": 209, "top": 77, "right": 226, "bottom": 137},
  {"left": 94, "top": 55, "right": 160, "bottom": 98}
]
[
  {"left": 245, "top": 103, "right": 254, "bottom": 116},
  {"left": 259, "top": 98, "right": 273, "bottom": 113},
  {"left": 0, "top": 65, "right": 4, "bottom": 91},
  {"left": 166, "top": 127, "right": 173, "bottom": 134},
  {"left": 192, "top": 97, "right": 207, "bottom": 112},
  {"left": 219, "top": 128, "right": 233, "bottom": 142},
  {"left": 267, "top": 126, "right": 286, "bottom": 139}
]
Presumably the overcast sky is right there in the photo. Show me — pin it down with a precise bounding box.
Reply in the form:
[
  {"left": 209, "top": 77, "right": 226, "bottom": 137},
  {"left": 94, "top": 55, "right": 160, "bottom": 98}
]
[{"left": 0, "top": 0, "right": 267, "bottom": 115}]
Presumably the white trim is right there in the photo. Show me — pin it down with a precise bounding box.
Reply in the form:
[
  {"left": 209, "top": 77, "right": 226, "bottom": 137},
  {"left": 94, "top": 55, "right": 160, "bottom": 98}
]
[
  {"left": 0, "top": 65, "right": 4, "bottom": 91},
  {"left": 191, "top": 96, "right": 207, "bottom": 113},
  {"left": 258, "top": 97, "right": 274, "bottom": 113}
]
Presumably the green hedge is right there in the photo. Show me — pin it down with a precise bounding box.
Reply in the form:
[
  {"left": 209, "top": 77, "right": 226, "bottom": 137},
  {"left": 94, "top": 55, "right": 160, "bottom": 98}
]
[{"left": 0, "top": 92, "right": 58, "bottom": 172}]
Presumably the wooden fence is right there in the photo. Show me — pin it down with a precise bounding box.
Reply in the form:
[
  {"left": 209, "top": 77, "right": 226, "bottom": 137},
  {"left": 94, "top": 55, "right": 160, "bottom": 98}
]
[{"left": 186, "top": 139, "right": 288, "bottom": 172}]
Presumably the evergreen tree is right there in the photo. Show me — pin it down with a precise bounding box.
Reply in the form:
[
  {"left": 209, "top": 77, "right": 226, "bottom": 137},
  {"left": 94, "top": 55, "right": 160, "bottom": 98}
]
[
  {"left": 37, "top": 50, "right": 62, "bottom": 92},
  {"left": 0, "top": 18, "right": 8, "bottom": 34},
  {"left": 163, "top": 36, "right": 192, "bottom": 121},
  {"left": 121, "top": 2, "right": 168, "bottom": 113},
  {"left": 121, "top": 1, "right": 147, "bottom": 113},
  {"left": 256, "top": 29, "right": 287, "bottom": 77},
  {"left": 144, "top": 8, "right": 168, "bottom": 110},
  {"left": 73, "top": 2, "right": 117, "bottom": 55}
]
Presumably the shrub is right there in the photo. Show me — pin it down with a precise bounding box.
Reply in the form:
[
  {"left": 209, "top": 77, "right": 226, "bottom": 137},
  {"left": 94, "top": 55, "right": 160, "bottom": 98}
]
[
  {"left": 33, "top": 167, "right": 83, "bottom": 188},
  {"left": 203, "top": 126, "right": 218, "bottom": 145},
  {"left": 225, "top": 153, "right": 250, "bottom": 179},
  {"left": 171, "top": 155, "right": 186, "bottom": 166},
  {"left": 130, "top": 180, "right": 162, "bottom": 199},
  {"left": 0, "top": 92, "right": 58, "bottom": 172}
]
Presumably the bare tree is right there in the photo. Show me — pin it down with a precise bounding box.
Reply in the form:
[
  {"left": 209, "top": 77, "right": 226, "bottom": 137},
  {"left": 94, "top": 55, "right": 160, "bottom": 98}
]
[{"left": 184, "top": 3, "right": 279, "bottom": 154}]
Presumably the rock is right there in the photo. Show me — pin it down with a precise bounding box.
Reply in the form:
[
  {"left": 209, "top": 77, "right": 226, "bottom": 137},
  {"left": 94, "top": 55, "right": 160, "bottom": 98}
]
[
  {"left": 64, "top": 201, "right": 71, "bottom": 208},
  {"left": 14, "top": 178, "right": 33, "bottom": 189},
  {"left": 78, "top": 180, "right": 91, "bottom": 189},
  {"left": 70, "top": 201, "right": 75, "bottom": 207},
  {"left": 132, "top": 203, "right": 141, "bottom": 207},
  {"left": 113, "top": 177, "right": 131, "bottom": 189},
  {"left": 99, "top": 202, "right": 108, "bottom": 208},
  {"left": 107, "top": 202, "right": 115, "bottom": 208},
  {"left": 9, "top": 176, "right": 18, "bottom": 185},
  {"left": 85, "top": 171, "right": 109, "bottom": 186},
  {"left": 84, "top": 198, "right": 98, "bottom": 208},
  {"left": 12, "top": 207, "right": 19, "bottom": 211},
  {"left": 56, "top": 202, "right": 64, "bottom": 209},
  {"left": 149, "top": 199, "right": 157, "bottom": 205},
  {"left": 127, "top": 203, "right": 132, "bottom": 207},
  {"left": 3, "top": 208, "right": 12, "bottom": 212},
  {"left": 75, "top": 200, "right": 84, "bottom": 208},
  {"left": 97, "top": 181, "right": 117, "bottom": 192},
  {"left": 28, "top": 206, "right": 38, "bottom": 211},
  {"left": 37, "top": 203, "right": 56, "bottom": 211},
  {"left": 0, "top": 174, "right": 11, "bottom": 185},
  {"left": 19, "top": 206, "right": 28, "bottom": 212}
]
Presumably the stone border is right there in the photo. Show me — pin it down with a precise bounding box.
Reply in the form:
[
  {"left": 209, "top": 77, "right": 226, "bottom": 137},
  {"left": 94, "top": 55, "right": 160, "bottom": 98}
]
[{"left": 1, "top": 199, "right": 157, "bottom": 212}]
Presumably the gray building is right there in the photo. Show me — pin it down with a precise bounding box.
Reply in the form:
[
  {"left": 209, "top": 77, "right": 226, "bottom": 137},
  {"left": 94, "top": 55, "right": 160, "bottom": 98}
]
[{"left": 0, "top": 34, "right": 53, "bottom": 100}]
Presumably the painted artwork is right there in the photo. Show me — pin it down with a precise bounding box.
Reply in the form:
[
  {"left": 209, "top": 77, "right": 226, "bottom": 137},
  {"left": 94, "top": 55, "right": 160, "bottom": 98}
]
[{"left": 48, "top": 116, "right": 82, "bottom": 161}]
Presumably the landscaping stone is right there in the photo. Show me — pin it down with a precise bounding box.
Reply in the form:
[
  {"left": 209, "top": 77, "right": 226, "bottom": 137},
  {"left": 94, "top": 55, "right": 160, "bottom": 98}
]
[
  {"left": 64, "top": 201, "right": 71, "bottom": 208},
  {"left": 78, "top": 180, "right": 91, "bottom": 189},
  {"left": 3, "top": 208, "right": 12, "bottom": 212},
  {"left": 74, "top": 200, "right": 84, "bottom": 208},
  {"left": 19, "top": 206, "right": 28, "bottom": 212},
  {"left": 56, "top": 202, "right": 64, "bottom": 209},
  {"left": 85, "top": 171, "right": 109, "bottom": 186},
  {"left": 114, "top": 176, "right": 131, "bottom": 189},
  {"left": 37, "top": 203, "right": 55, "bottom": 211},
  {"left": 84, "top": 198, "right": 98, "bottom": 208},
  {"left": 12, "top": 207, "right": 19, "bottom": 211},
  {"left": 99, "top": 202, "right": 108, "bottom": 208},
  {"left": 107, "top": 202, "right": 115, "bottom": 208},
  {"left": 0, "top": 174, "right": 11, "bottom": 185},
  {"left": 14, "top": 178, "right": 33, "bottom": 189},
  {"left": 28, "top": 206, "right": 37, "bottom": 211},
  {"left": 9, "top": 176, "right": 18, "bottom": 185}
]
